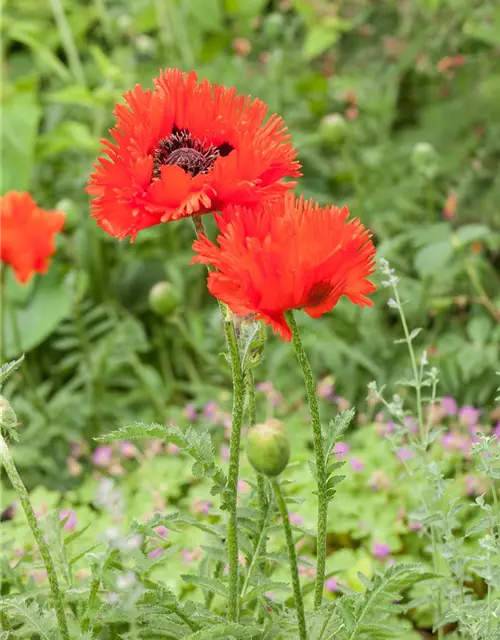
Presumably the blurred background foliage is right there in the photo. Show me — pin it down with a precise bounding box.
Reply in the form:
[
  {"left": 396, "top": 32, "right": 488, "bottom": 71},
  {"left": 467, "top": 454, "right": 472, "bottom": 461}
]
[{"left": 1, "top": 0, "right": 499, "bottom": 487}]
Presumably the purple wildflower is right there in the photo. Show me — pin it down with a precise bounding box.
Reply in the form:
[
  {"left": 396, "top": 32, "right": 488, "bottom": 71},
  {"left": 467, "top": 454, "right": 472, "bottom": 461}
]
[
  {"left": 166, "top": 443, "right": 180, "bottom": 455},
  {"left": 441, "top": 396, "right": 457, "bottom": 415},
  {"left": 288, "top": 512, "right": 304, "bottom": 526},
  {"left": 458, "top": 405, "right": 481, "bottom": 427},
  {"left": 325, "top": 577, "right": 339, "bottom": 593},
  {"left": 493, "top": 423, "right": 500, "bottom": 439},
  {"left": 120, "top": 441, "right": 137, "bottom": 459},
  {"left": 148, "top": 547, "right": 164, "bottom": 560},
  {"left": 334, "top": 442, "right": 349, "bottom": 459},
  {"left": 372, "top": 542, "right": 391, "bottom": 559},
  {"left": 154, "top": 525, "right": 169, "bottom": 538},
  {"left": 350, "top": 457, "right": 365, "bottom": 472},
  {"left": 203, "top": 401, "right": 219, "bottom": 422},
  {"left": 317, "top": 376, "right": 335, "bottom": 400},
  {"left": 183, "top": 403, "right": 197, "bottom": 421},
  {"left": 396, "top": 447, "right": 414, "bottom": 461},
  {"left": 59, "top": 509, "right": 77, "bottom": 531},
  {"left": 92, "top": 446, "right": 113, "bottom": 467},
  {"left": 221, "top": 445, "right": 230, "bottom": 461}
]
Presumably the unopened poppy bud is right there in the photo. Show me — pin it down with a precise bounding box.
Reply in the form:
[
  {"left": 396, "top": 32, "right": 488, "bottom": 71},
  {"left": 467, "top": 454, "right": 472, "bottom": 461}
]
[
  {"left": 247, "top": 419, "right": 290, "bottom": 477},
  {"left": 319, "top": 114, "right": 347, "bottom": 146},
  {"left": 0, "top": 396, "right": 18, "bottom": 438},
  {"left": 148, "top": 281, "right": 178, "bottom": 316}
]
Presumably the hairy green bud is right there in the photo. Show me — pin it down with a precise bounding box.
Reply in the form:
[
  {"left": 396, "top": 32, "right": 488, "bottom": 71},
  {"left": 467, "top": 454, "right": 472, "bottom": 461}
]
[{"left": 247, "top": 419, "right": 290, "bottom": 477}]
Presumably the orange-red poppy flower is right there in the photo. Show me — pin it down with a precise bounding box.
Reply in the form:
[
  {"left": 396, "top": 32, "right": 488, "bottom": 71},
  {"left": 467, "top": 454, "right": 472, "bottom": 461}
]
[
  {"left": 87, "top": 69, "right": 301, "bottom": 241},
  {"left": 192, "top": 194, "right": 376, "bottom": 341},
  {"left": 0, "top": 192, "right": 66, "bottom": 284}
]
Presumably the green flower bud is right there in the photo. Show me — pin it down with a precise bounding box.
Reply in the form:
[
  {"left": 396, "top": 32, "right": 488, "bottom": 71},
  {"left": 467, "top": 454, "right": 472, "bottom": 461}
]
[
  {"left": 319, "top": 114, "right": 347, "bottom": 146},
  {"left": 0, "top": 395, "right": 18, "bottom": 439},
  {"left": 411, "top": 142, "right": 439, "bottom": 178},
  {"left": 148, "top": 281, "right": 178, "bottom": 316},
  {"left": 247, "top": 419, "right": 290, "bottom": 477}
]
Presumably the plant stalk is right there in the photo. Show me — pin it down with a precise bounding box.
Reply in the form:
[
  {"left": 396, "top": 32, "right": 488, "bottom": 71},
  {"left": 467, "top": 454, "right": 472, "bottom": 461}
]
[
  {"left": 0, "top": 434, "right": 70, "bottom": 640},
  {"left": 192, "top": 215, "right": 245, "bottom": 621},
  {"left": 286, "top": 310, "right": 327, "bottom": 609},
  {"left": 272, "top": 479, "right": 307, "bottom": 640}
]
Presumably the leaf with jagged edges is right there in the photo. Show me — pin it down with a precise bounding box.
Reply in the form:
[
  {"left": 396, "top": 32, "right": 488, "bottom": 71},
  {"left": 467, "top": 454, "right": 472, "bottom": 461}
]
[
  {"left": 96, "top": 422, "right": 227, "bottom": 488},
  {"left": 0, "top": 356, "right": 24, "bottom": 386},
  {"left": 3, "top": 598, "right": 57, "bottom": 639},
  {"left": 333, "top": 564, "right": 436, "bottom": 639},
  {"left": 184, "top": 623, "right": 262, "bottom": 639}
]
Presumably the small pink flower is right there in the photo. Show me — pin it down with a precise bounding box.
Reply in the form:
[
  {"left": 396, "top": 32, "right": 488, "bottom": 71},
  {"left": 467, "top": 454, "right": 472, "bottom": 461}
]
[
  {"left": 120, "top": 441, "right": 137, "bottom": 459},
  {"left": 317, "top": 376, "right": 335, "bottom": 400},
  {"left": 288, "top": 512, "right": 304, "bottom": 526},
  {"left": 92, "top": 446, "right": 113, "bottom": 467},
  {"left": 238, "top": 480, "right": 251, "bottom": 494},
  {"left": 154, "top": 525, "right": 169, "bottom": 538},
  {"left": 221, "top": 445, "right": 230, "bottom": 461},
  {"left": 166, "top": 443, "right": 180, "bottom": 455},
  {"left": 493, "top": 423, "right": 500, "bottom": 439},
  {"left": 183, "top": 403, "right": 197, "bottom": 421},
  {"left": 404, "top": 416, "right": 417, "bottom": 433},
  {"left": 372, "top": 542, "right": 391, "bottom": 559},
  {"left": 409, "top": 521, "right": 422, "bottom": 532},
  {"left": 396, "top": 447, "right": 413, "bottom": 461},
  {"left": 59, "top": 509, "right": 77, "bottom": 531},
  {"left": 148, "top": 547, "right": 164, "bottom": 560},
  {"left": 325, "top": 577, "right": 339, "bottom": 593},
  {"left": 458, "top": 405, "right": 481, "bottom": 427},
  {"left": 204, "top": 401, "right": 219, "bottom": 422},
  {"left": 191, "top": 498, "right": 212, "bottom": 515},
  {"left": 441, "top": 396, "right": 457, "bottom": 415},
  {"left": 350, "top": 457, "right": 365, "bottom": 472},
  {"left": 334, "top": 442, "right": 349, "bottom": 459}
]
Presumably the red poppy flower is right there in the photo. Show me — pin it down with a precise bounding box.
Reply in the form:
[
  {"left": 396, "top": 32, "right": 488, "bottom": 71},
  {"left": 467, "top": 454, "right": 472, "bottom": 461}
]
[
  {"left": 87, "top": 69, "right": 301, "bottom": 241},
  {"left": 0, "top": 192, "right": 66, "bottom": 284},
  {"left": 192, "top": 194, "right": 376, "bottom": 341}
]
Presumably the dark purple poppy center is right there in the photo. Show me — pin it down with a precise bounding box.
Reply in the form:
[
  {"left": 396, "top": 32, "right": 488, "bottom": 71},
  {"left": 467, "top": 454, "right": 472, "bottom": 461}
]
[{"left": 152, "top": 127, "right": 233, "bottom": 179}]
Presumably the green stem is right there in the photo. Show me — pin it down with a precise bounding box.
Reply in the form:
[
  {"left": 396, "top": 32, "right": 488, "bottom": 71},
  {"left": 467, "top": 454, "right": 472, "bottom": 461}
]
[
  {"left": 241, "top": 502, "right": 271, "bottom": 597},
  {"left": 223, "top": 313, "right": 245, "bottom": 621},
  {"left": 286, "top": 310, "right": 327, "bottom": 609},
  {"left": 206, "top": 561, "right": 224, "bottom": 610},
  {"left": 49, "top": 0, "right": 86, "bottom": 85},
  {"left": 393, "top": 287, "right": 425, "bottom": 443},
  {"left": 431, "top": 527, "right": 443, "bottom": 640},
  {"left": 272, "top": 480, "right": 307, "bottom": 640},
  {"left": 192, "top": 216, "right": 244, "bottom": 621},
  {"left": 0, "top": 434, "right": 70, "bottom": 640},
  {"left": 81, "top": 573, "right": 101, "bottom": 633}
]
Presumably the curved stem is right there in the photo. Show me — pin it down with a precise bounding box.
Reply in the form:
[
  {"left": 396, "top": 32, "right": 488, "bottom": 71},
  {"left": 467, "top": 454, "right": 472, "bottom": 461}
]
[
  {"left": 192, "top": 216, "right": 244, "bottom": 621},
  {"left": 0, "top": 434, "right": 70, "bottom": 640},
  {"left": 272, "top": 480, "right": 307, "bottom": 640},
  {"left": 285, "top": 310, "right": 327, "bottom": 609},
  {"left": 246, "top": 370, "right": 267, "bottom": 514}
]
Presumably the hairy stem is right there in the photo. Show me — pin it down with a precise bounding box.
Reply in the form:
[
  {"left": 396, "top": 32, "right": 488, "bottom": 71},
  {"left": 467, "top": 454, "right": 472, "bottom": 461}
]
[
  {"left": 192, "top": 216, "right": 244, "bottom": 621},
  {"left": 0, "top": 434, "right": 70, "bottom": 640},
  {"left": 272, "top": 480, "right": 307, "bottom": 640},
  {"left": 286, "top": 310, "right": 327, "bottom": 609}
]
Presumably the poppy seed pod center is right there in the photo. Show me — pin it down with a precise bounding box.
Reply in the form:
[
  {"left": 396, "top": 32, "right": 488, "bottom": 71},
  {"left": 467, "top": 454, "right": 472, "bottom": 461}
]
[{"left": 152, "top": 128, "right": 233, "bottom": 179}]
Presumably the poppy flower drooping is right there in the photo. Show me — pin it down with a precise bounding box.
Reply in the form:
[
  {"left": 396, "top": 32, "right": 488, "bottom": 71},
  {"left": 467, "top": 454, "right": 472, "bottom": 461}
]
[
  {"left": 192, "top": 194, "right": 376, "bottom": 341},
  {"left": 87, "top": 69, "right": 301, "bottom": 241},
  {"left": 0, "top": 192, "right": 66, "bottom": 284}
]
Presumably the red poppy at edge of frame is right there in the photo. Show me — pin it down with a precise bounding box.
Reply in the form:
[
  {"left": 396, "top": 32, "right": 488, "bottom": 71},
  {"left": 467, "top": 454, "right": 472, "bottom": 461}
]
[
  {"left": 87, "top": 69, "right": 302, "bottom": 241},
  {"left": 192, "top": 194, "right": 376, "bottom": 342},
  {"left": 0, "top": 192, "right": 66, "bottom": 285}
]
